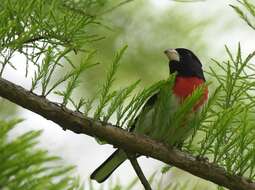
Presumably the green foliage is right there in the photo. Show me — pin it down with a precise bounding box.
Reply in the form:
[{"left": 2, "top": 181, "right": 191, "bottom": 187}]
[
  {"left": 0, "top": 0, "right": 106, "bottom": 102},
  {"left": 0, "top": 118, "right": 83, "bottom": 190},
  {"left": 0, "top": 0, "right": 111, "bottom": 116},
  {"left": 0, "top": 0, "right": 102, "bottom": 51},
  {"left": 120, "top": 79, "right": 166, "bottom": 130},
  {"left": 231, "top": 0, "right": 255, "bottom": 30},
  {"left": 94, "top": 45, "right": 128, "bottom": 120},
  {"left": 104, "top": 79, "right": 140, "bottom": 123},
  {"left": 54, "top": 51, "right": 98, "bottom": 106},
  {"left": 183, "top": 44, "right": 255, "bottom": 180}
]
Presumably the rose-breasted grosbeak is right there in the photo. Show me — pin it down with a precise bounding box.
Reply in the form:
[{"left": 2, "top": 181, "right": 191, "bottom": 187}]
[{"left": 90, "top": 48, "right": 208, "bottom": 183}]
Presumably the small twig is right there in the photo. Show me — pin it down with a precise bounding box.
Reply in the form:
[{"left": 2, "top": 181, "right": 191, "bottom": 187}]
[{"left": 126, "top": 152, "right": 152, "bottom": 190}]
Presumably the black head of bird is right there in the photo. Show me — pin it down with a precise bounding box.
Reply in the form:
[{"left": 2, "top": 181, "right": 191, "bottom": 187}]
[{"left": 164, "top": 48, "right": 205, "bottom": 80}]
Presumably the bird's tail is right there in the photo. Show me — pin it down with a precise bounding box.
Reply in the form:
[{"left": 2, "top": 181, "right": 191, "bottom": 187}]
[{"left": 90, "top": 149, "right": 127, "bottom": 183}]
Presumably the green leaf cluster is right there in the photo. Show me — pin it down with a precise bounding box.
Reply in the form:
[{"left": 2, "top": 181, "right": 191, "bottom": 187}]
[
  {"left": 0, "top": 118, "right": 83, "bottom": 190},
  {"left": 0, "top": 0, "right": 105, "bottom": 100}
]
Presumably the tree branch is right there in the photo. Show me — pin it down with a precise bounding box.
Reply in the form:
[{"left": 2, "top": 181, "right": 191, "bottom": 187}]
[{"left": 0, "top": 77, "right": 255, "bottom": 190}]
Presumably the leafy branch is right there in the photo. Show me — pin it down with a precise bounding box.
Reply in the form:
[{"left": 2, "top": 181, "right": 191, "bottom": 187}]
[{"left": 94, "top": 45, "right": 128, "bottom": 120}]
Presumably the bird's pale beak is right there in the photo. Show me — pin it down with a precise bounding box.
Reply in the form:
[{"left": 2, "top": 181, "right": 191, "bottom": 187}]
[{"left": 164, "top": 49, "right": 180, "bottom": 62}]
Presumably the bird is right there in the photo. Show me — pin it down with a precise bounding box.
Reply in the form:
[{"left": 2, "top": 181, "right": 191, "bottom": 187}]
[{"left": 90, "top": 48, "right": 209, "bottom": 183}]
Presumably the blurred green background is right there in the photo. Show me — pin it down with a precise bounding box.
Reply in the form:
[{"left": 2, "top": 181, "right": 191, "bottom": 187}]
[{"left": 83, "top": 0, "right": 211, "bottom": 93}]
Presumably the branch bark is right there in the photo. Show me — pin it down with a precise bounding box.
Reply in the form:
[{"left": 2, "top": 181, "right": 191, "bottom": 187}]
[{"left": 0, "top": 77, "right": 255, "bottom": 190}]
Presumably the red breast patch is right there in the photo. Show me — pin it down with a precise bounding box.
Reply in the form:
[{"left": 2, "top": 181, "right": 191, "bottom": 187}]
[{"left": 173, "top": 76, "right": 208, "bottom": 110}]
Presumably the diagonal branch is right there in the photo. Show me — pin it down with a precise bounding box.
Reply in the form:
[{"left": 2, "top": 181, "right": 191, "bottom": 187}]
[{"left": 0, "top": 77, "right": 255, "bottom": 190}]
